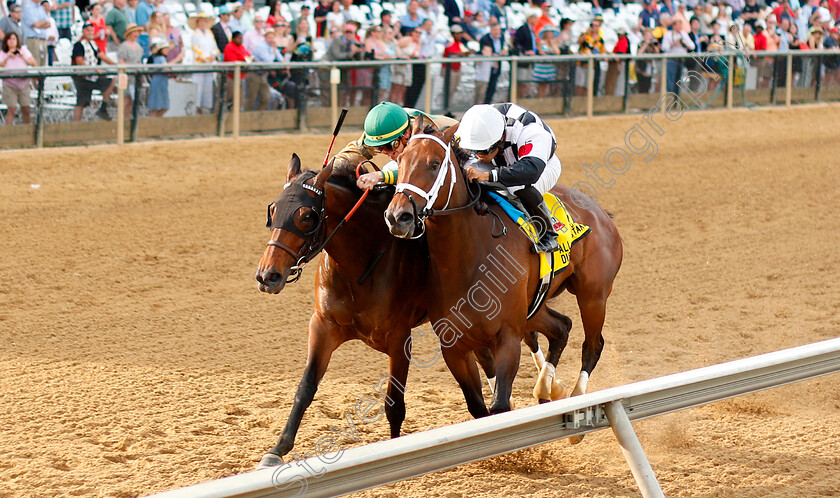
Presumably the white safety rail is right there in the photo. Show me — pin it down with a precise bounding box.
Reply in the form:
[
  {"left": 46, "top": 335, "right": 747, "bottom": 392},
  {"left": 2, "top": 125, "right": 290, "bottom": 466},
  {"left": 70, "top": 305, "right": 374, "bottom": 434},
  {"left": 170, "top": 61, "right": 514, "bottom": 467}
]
[{"left": 154, "top": 337, "right": 840, "bottom": 498}]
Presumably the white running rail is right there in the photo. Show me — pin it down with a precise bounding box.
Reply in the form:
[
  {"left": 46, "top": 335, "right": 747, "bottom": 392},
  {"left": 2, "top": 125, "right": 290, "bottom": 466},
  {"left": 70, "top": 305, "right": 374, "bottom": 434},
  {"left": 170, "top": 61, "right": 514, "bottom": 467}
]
[{"left": 153, "top": 337, "right": 840, "bottom": 498}]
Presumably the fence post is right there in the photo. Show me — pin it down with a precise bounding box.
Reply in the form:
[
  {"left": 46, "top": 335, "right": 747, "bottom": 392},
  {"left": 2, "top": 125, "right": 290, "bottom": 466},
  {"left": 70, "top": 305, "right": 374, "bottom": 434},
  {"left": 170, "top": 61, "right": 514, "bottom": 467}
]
[
  {"left": 510, "top": 59, "right": 518, "bottom": 103},
  {"left": 216, "top": 71, "right": 226, "bottom": 137},
  {"left": 297, "top": 76, "right": 308, "bottom": 132},
  {"left": 117, "top": 67, "right": 125, "bottom": 145},
  {"left": 586, "top": 58, "right": 594, "bottom": 118},
  {"left": 785, "top": 53, "right": 792, "bottom": 106},
  {"left": 770, "top": 55, "right": 778, "bottom": 104},
  {"left": 660, "top": 56, "right": 667, "bottom": 99},
  {"left": 604, "top": 401, "right": 665, "bottom": 498},
  {"left": 726, "top": 54, "right": 734, "bottom": 110},
  {"left": 35, "top": 75, "right": 45, "bottom": 148},
  {"left": 443, "top": 62, "right": 451, "bottom": 110},
  {"left": 131, "top": 76, "right": 140, "bottom": 142},
  {"left": 622, "top": 59, "right": 630, "bottom": 113},
  {"left": 331, "top": 65, "right": 339, "bottom": 128},
  {"left": 815, "top": 55, "right": 823, "bottom": 101},
  {"left": 232, "top": 64, "right": 241, "bottom": 139},
  {"left": 565, "top": 60, "right": 574, "bottom": 115},
  {"left": 424, "top": 60, "right": 433, "bottom": 114}
]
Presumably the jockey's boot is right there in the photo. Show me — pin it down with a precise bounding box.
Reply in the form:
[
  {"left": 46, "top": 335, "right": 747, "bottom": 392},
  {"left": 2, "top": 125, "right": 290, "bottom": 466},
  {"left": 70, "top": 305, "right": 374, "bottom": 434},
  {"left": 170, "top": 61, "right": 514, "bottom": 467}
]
[{"left": 520, "top": 189, "right": 560, "bottom": 253}]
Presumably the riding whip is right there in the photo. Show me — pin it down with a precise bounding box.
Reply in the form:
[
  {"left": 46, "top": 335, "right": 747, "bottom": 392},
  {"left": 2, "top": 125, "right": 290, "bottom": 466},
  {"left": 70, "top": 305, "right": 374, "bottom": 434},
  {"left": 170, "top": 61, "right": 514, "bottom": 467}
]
[{"left": 323, "top": 108, "right": 349, "bottom": 168}]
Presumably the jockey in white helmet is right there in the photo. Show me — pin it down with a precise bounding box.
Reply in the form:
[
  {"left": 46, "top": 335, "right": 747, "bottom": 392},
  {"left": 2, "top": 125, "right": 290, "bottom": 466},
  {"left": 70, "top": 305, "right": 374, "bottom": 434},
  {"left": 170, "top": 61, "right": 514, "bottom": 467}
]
[{"left": 457, "top": 103, "right": 563, "bottom": 253}]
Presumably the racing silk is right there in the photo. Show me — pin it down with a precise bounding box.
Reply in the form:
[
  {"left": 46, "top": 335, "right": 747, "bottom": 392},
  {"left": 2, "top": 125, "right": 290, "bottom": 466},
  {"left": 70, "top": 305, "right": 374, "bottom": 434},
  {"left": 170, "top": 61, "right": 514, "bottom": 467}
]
[
  {"left": 484, "top": 103, "right": 557, "bottom": 188},
  {"left": 331, "top": 108, "right": 459, "bottom": 170}
]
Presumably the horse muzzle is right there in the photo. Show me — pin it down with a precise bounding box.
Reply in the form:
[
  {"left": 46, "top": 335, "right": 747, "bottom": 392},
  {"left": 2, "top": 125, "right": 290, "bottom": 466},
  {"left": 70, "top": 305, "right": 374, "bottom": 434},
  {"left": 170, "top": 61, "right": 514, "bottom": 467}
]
[
  {"left": 385, "top": 207, "right": 417, "bottom": 239},
  {"left": 255, "top": 266, "right": 291, "bottom": 294}
]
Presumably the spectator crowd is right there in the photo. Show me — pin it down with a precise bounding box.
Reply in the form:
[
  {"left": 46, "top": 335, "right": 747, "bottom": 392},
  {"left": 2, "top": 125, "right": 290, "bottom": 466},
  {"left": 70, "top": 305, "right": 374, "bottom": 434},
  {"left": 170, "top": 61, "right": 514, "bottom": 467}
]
[{"left": 1, "top": 0, "right": 839, "bottom": 125}]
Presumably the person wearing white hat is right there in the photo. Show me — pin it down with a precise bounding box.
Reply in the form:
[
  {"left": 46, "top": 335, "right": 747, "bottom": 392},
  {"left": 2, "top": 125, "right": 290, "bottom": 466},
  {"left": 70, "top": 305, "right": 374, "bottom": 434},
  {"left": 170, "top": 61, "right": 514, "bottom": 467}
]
[
  {"left": 189, "top": 12, "right": 219, "bottom": 113},
  {"left": 457, "top": 103, "right": 564, "bottom": 253}
]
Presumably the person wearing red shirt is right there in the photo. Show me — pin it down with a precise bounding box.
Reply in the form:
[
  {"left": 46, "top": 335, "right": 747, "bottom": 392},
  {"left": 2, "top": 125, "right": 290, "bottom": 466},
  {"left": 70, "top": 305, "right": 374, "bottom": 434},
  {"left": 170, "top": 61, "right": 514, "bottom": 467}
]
[
  {"left": 534, "top": 1, "right": 555, "bottom": 38},
  {"left": 771, "top": 0, "right": 795, "bottom": 23},
  {"left": 443, "top": 24, "right": 471, "bottom": 106},
  {"left": 605, "top": 28, "right": 631, "bottom": 95},
  {"left": 223, "top": 30, "right": 250, "bottom": 109},
  {"left": 753, "top": 21, "right": 768, "bottom": 50}
]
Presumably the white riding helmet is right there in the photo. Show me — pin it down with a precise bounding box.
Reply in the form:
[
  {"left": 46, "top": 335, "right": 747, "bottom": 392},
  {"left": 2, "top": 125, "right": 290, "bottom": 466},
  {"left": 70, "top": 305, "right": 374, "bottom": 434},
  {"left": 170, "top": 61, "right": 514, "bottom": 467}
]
[{"left": 456, "top": 105, "right": 505, "bottom": 151}]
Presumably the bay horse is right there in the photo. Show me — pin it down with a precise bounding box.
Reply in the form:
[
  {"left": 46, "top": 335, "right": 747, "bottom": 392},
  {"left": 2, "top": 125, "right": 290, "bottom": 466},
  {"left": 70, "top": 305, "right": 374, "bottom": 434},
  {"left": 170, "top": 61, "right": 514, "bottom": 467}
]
[
  {"left": 254, "top": 154, "right": 564, "bottom": 466},
  {"left": 383, "top": 118, "right": 623, "bottom": 424}
]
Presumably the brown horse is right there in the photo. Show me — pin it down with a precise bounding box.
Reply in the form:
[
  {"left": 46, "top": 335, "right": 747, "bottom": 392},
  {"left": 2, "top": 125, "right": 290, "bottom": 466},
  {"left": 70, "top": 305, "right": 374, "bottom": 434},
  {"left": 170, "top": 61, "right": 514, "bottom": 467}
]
[
  {"left": 383, "top": 118, "right": 623, "bottom": 421},
  {"left": 254, "top": 154, "right": 561, "bottom": 466}
]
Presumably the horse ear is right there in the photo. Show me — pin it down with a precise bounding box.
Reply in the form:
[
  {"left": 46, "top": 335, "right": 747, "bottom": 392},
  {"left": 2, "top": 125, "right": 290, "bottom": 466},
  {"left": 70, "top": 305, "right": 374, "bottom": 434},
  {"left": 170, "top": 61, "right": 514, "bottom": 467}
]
[
  {"left": 443, "top": 124, "right": 459, "bottom": 144},
  {"left": 412, "top": 114, "right": 426, "bottom": 135},
  {"left": 287, "top": 153, "right": 302, "bottom": 183},
  {"left": 314, "top": 158, "right": 334, "bottom": 189}
]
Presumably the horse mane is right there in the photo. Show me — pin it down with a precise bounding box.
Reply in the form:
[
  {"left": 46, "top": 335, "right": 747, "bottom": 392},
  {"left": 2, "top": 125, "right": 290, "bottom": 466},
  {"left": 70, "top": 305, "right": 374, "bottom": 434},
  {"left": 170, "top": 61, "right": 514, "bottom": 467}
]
[{"left": 295, "top": 166, "right": 393, "bottom": 205}]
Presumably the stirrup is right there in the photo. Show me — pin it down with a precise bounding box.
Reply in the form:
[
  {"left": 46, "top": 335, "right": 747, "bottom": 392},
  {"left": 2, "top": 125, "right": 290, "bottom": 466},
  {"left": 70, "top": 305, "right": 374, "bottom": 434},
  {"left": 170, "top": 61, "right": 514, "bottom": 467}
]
[{"left": 532, "top": 234, "right": 560, "bottom": 254}]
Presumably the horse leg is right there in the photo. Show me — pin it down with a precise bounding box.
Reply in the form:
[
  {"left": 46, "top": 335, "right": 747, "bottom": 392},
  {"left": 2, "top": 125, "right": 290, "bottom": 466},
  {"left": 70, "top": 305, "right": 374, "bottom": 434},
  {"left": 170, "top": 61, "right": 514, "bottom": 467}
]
[
  {"left": 258, "top": 315, "right": 341, "bottom": 468},
  {"left": 531, "top": 308, "right": 572, "bottom": 403},
  {"left": 385, "top": 338, "right": 411, "bottom": 439},
  {"left": 441, "top": 346, "right": 490, "bottom": 419},
  {"left": 568, "top": 291, "right": 608, "bottom": 445},
  {"left": 474, "top": 347, "right": 496, "bottom": 393},
  {"left": 488, "top": 328, "right": 521, "bottom": 414}
]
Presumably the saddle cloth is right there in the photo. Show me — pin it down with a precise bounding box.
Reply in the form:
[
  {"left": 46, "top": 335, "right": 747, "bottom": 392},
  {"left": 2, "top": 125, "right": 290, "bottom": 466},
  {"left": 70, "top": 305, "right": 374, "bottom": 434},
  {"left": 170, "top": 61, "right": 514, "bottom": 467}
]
[{"left": 487, "top": 191, "right": 591, "bottom": 279}]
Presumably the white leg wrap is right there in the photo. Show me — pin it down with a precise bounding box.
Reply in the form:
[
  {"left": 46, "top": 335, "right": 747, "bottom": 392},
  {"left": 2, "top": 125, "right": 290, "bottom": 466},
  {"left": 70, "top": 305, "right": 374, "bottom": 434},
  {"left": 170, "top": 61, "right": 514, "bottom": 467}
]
[
  {"left": 571, "top": 371, "right": 589, "bottom": 397},
  {"left": 531, "top": 349, "right": 546, "bottom": 371},
  {"left": 533, "top": 362, "right": 556, "bottom": 401},
  {"left": 487, "top": 376, "right": 497, "bottom": 394}
]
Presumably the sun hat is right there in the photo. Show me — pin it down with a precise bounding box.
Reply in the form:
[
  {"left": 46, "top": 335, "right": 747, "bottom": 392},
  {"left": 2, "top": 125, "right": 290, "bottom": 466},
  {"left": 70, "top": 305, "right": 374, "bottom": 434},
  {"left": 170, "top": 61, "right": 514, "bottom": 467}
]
[
  {"left": 150, "top": 37, "right": 174, "bottom": 54},
  {"left": 188, "top": 12, "right": 214, "bottom": 30},
  {"left": 450, "top": 24, "right": 463, "bottom": 33},
  {"left": 124, "top": 23, "right": 145, "bottom": 36},
  {"left": 538, "top": 24, "right": 560, "bottom": 37}
]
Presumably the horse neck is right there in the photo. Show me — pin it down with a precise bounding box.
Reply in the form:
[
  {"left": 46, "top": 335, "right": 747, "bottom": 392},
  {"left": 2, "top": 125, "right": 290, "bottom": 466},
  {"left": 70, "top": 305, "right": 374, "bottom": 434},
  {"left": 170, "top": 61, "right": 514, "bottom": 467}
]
[
  {"left": 425, "top": 169, "right": 490, "bottom": 283},
  {"left": 321, "top": 181, "right": 384, "bottom": 269}
]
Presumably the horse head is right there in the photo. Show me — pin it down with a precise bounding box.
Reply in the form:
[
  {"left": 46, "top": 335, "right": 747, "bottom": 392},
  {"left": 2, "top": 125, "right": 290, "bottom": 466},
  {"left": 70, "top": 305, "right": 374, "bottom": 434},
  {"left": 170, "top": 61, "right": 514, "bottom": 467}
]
[
  {"left": 384, "top": 116, "right": 460, "bottom": 239},
  {"left": 256, "top": 153, "right": 333, "bottom": 294}
]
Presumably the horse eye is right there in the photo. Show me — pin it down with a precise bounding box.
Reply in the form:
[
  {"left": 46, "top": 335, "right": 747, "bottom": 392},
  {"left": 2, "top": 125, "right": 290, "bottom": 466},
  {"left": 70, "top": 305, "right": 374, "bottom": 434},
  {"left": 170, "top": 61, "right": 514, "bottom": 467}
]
[{"left": 430, "top": 161, "right": 440, "bottom": 171}]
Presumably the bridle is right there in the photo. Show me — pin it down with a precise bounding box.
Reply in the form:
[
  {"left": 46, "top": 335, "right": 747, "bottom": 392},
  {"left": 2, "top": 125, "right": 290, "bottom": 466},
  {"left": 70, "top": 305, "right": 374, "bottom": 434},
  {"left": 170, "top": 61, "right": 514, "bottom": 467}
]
[
  {"left": 394, "top": 133, "right": 481, "bottom": 239},
  {"left": 265, "top": 163, "right": 376, "bottom": 284},
  {"left": 265, "top": 180, "right": 330, "bottom": 284}
]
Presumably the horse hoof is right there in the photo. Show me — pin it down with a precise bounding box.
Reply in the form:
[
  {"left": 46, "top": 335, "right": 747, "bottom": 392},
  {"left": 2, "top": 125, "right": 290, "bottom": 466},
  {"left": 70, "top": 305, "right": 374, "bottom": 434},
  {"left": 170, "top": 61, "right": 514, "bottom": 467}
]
[
  {"left": 257, "top": 453, "right": 284, "bottom": 469},
  {"left": 568, "top": 434, "right": 585, "bottom": 445},
  {"left": 538, "top": 398, "right": 551, "bottom": 404}
]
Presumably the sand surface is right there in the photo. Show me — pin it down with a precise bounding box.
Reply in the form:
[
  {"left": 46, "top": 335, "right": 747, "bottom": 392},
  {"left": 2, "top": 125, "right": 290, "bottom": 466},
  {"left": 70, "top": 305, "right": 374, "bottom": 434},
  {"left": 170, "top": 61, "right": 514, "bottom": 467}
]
[{"left": 1, "top": 104, "right": 839, "bottom": 497}]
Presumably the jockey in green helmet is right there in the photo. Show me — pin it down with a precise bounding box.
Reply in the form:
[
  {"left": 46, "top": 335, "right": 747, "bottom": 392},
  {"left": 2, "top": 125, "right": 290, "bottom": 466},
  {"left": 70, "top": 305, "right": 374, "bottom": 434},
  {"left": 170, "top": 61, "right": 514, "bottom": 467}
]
[{"left": 328, "top": 102, "right": 458, "bottom": 189}]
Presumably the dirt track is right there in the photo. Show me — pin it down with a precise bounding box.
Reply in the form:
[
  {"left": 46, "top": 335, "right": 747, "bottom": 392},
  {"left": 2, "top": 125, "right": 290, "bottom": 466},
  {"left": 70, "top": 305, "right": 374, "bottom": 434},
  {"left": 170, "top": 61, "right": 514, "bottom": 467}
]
[{"left": 1, "top": 104, "right": 839, "bottom": 497}]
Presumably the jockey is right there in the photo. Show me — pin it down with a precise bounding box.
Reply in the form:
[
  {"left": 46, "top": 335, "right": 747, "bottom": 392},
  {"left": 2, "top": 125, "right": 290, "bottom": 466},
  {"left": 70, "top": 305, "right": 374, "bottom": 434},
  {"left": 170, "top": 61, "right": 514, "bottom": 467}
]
[
  {"left": 456, "top": 103, "right": 563, "bottom": 253},
  {"left": 330, "top": 102, "right": 458, "bottom": 189}
]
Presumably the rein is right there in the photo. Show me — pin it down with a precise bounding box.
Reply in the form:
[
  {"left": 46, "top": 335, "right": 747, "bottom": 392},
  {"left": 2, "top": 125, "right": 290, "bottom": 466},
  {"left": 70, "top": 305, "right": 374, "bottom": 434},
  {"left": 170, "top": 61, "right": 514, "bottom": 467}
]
[{"left": 394, "top": 133, "right": 481, "bottom": 239}]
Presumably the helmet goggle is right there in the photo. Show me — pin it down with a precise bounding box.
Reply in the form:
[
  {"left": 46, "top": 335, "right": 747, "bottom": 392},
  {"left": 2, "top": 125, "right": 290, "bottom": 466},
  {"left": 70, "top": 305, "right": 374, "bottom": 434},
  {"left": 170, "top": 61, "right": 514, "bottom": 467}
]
[
  {"left": 473, "top": 140, "right": 502, "bottom": 156},
  {"left": 378, "top": 133, "right": 406, "bottom": 152}
]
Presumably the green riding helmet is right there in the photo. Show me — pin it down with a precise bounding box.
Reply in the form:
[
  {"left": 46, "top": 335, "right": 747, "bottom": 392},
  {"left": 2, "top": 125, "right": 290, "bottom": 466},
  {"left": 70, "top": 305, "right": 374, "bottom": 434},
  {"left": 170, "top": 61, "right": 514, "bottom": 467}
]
[{"left": 363, "top": 102, "right": 410, "bottom": 147}]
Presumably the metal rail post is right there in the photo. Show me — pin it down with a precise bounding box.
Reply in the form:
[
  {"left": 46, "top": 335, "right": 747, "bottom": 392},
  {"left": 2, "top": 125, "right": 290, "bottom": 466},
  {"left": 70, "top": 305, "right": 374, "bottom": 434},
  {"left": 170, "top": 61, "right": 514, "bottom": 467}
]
[
  {"left": 510, "top": 59, "right": 518, "bottom": 103},
  {"left": 232, "top": 64, "right": 241, "bottom": 139},
  {"left": 424, "top": 60, "right": 432, "bottom": 114},
  {"left": 117, "top": 67, "right": 125, "bottom": 145},
  {"left": 622, "top": 59, "right": 630, "bottom": 113},
  {"left": 785, "top": 53, "right": 792, "bottom": 106},
  {"left": 726, "top": 55, "right": 734, "bottom": 109},
  {"left": 770, "top": 56, "right": 778, "bottom": 104},
  {"left": 815, "top": 55, "right": 823, "bottom": 101},
  {"left": 586, "top": 58, "right": 594, "bottom": 117},
  {"left": 660, "top": 57, "right": 667, "bottom": 99},
  {"left": 131, "top": 76, "right": 141, "bottom": 142},
  {"left": 604, "top": 401, "right": 665, "bottom": 498},
  {"left": 217, "top": 70, "right": 227, "bottom": 137},
  {"left": 35, "top": 75, "right": 45, "bottom": 148}
]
